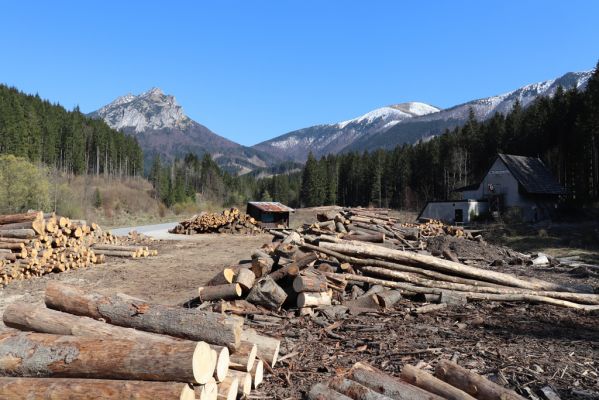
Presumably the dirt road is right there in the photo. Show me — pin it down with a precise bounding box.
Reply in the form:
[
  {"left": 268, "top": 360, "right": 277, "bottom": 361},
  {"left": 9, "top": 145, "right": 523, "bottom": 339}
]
[{"left": 0, "top": 233, "right": 272, "bottom": 331}]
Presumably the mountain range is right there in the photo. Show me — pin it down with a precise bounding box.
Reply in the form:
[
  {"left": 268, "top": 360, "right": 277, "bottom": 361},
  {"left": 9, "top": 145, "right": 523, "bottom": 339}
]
[{"left": 90, "top": 70, "right": 593, "bottom": 171}]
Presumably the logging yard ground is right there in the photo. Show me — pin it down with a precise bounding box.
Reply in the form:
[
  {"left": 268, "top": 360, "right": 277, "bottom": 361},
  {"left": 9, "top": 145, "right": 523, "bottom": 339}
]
[{"left": 1, "top": 208, "right": 598, "bottom": 398}]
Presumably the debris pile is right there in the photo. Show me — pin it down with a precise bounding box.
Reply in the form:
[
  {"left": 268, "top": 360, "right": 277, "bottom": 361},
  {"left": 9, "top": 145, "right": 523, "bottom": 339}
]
[
  {"left": 170, "top": 208, "right": 262, "bottom": 235},
  {"left": 0, "top": 211, "right": 157, "bottom": 286},
  {"left": 0, "top": 281, "right": 280, "bottom": 399},
  {"left": 309, "top": 360, "right": 526, "bottom": 400}
]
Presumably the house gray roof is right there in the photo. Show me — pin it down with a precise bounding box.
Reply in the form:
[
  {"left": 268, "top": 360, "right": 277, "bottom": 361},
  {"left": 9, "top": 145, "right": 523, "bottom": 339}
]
[{"left": 498, "top": 153, "right": 567, "bottom": 195}]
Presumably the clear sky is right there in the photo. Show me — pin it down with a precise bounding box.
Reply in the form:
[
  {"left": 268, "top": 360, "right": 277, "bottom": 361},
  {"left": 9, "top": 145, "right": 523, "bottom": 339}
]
[{"left": 1, "top": 1, "right": 598, "bottom": 146}]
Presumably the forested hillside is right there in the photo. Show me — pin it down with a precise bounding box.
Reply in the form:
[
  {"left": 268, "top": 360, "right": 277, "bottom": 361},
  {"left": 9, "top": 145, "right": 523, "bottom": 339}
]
[
  {"left": 0, "top": 85, "right": 143, "bottom": 176},
  {"left": 299, "top": 63, "right": 599, "bottom": 210}
]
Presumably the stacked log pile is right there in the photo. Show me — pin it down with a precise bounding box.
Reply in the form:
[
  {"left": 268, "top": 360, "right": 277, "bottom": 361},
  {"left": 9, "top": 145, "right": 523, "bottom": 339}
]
[
  {"left": 309, "top": 360, "right": 526, "bottom": 400},
  {"left": 0, "top": 281, "right": 280, "bottom": 399},
  {"left": 0, "top": 211, "right": 157, "bottom": 286},
  {"left": 194, "top": 208, "right": 599, "bottom": 318},
  {"left": 170, "top": 208, "right": 262, "bottom": 235}
]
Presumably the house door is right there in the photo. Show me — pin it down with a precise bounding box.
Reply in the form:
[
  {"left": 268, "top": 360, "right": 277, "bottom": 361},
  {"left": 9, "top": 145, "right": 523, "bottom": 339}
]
[{"left": 454, "top": 209, "right": 463, "bottom": 224}]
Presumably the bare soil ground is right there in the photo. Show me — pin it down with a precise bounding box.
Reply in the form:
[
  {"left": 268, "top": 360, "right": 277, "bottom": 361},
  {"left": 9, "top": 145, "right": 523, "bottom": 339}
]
[{"left": 0, "top": 207, "right": 597, "bottom": 399}]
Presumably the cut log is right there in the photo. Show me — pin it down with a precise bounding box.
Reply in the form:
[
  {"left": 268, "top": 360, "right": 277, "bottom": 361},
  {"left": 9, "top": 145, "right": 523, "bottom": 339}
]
[
  {"left": 44, "top": 282, "right": 242, "bottom": 350},
  {"left": 0, "top": 219, "right": 45, "bottom": 235},
  {"left": 309, "top": 382, "right": 353, "bottom": 400},
  {"left": 91, "top": 249, "right": 137, "bottom": 258},
  {"left": 0, "top": 332, "right": 214, "bottom": 384},
  {"left": 229, "top": 341, "right": 257, "bottom": 372},
  {"left": 319, "top": 241, "right": 568, "bottom": 292},
  {"left": 435, "top": 360, "right": 526, "bottom": 400},
  {"left": 227, "top": 370, "right": 252, "bottom": 396},
  {"left": 349, "top": 362, "right": 444, "bottom": 400},
  {"left": 343, "top": 232, "right": 385, "bottom": 243},
  {"left": 400, "top": 365, "right": 476, "bottom": 400},
  {"left": 0, "top": 378, "right": 195, "bottom": 400},
  {"left": 269, "top": 252, "right": 318, "bottom": 281},
  {"left": 251, "top": 359, "right": 264, "bottom": 388},
  {"left": 195, "top": 378, "right": 218, "bottom": 400},
  {"left": 198, "top": 284, "right": 242, "bottom": 302},
  {"left": 217, "top": 376, "right": 239, "bottom": 400},
  {"left": 376, "top": 290, "right": 402, "bottom": 308},
  {"left": 297, "top": 291, "right": 332, "bottom": 308},
  {"left": 0, "top": 211, "right": 43, "bottom": 225},
  {"left": 293, "top": 270, "right": 328, "bottom": 292},
  {"left": 328, "top": 376, "right": 394, "bottom": 399},
  {"left": 241, "top": 329, "right": 281, "bottom": 367},
  {"left": 251, "top": 250, "right": 275, "bottom": 278},
  {"left": 208, "top": 345, "right": 230, "bottom": 382},
  {"left": 235, "top": 267, "right": 256, "bottom": 291},
  {"left": 246, "top": 276, "right": 288, "bottom": 310},
  {"left": 207, "top": 268, "right": 237, "bottom": 286},
  {"left": 213, "top": 299, "right": 271, "bottom": 316},
  {"left": 0, "top": 229, "right": 36, "bottom": 239},
  {"left": 414, "top": 304, "right": 447, "bottom": 314}
]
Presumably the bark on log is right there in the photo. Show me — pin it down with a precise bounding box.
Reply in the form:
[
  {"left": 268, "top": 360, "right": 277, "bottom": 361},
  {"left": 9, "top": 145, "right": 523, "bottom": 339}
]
[
  {"left": 0, "top": 229, "right": 36, "bottom": 239},
  {"left": 229, "top": 341, "right": 257, "bottom": 372},
  {"left": 308, "top": 382, "right": 353, "bottom": 400},
  {"left": 207, "top": 268, "right": 237, "bottom": 286},
  {"left": 45, "top": 282, "right": 242, "bottom": 350},
  {"left": 318, "top": 241, "right": 569, "bottom": 291},
  {"left": 0, "top": 220, "right": 45, "bottom": 235},
  {"left": 0, "top": 332, "right": 214, "bottom": 384},
  {"left": 328, "top": 376, "right": 395, "bottom": 399},
  {"left": 434, "top": 360, "right": 526, "bottom": 400},
  {"left": 343, "top": 232, "right": 385, "bottom": 243},
  {"left": 235, "top": 268, "right": 256, "bottom": 291},
  {"left": 246, "top": 276, "right": 287, "bottom": 310},
  {"left": 251, "top": 250, "right": 274, "bottom": 278},
  {"left": 0, "top": 211, "right": 43, "bottom": 225},
  {"left": 0, "top": 378, "right": 195, "bottom": 400},
  {"left": 198, "top": 284, "right": 242, "bottom": 302},
  {"left": 293, "top": 270, "right": 328, "bottom": 292},
  {"left": 227, "top": 370, "right": 252, "bottom": 396},
  {"left": 376, "top": 290, "right": 402, "bottom": 308},
  {"left": 349, "top": 362, "right": 444, "bottom": 400},
  {"left": 241, "top": 329, "right": 280, "bottom": 367},
  {"left": 269, "top": 252, "right": 318, "bottom": 281},
  {"left": 251, "top": 359, "right": 264, "bottom": 388},
  {"left": 217, "top": 376, "right": 239, "bottom": 400},
  {"left": 400, "top": 365, "right": 477, "bottom": 400},
  {"left": 297, "top": 291, "right": 332, "bottom": 308}
]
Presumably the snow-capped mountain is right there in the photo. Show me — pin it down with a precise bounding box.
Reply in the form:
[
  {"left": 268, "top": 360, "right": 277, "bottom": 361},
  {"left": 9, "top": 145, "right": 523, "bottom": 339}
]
[
  {"left": 347, "top": 71, "right": 593, "bottom": 152},
  {"left": 252, "top": 102, "right": 440, "bottom": 162},
  {"left": 89, "top": 88, "right": 274, "bottom": 174}
]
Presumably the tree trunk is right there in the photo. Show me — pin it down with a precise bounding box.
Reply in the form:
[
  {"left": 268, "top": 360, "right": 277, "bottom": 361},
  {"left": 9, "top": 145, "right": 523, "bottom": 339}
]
[
  {"left": 318, "top": 241, "right": 568, "bottom": 291},
  {"left": 198, "top": 284, "right": 242, "bottom": 302},
  {"left": 293, "top": 270, "right": 328, "bottom": 292},
  {"left": 376, "top": 290, "right": 402, "bottom": 308},
  {"left": 251, "top": 250, "right": 274, "bottom": 278},
  {"left": 0, "top": 220, "right": 45, "bottom": 235},
  {"left": 349, "top": 362, "right": 444, "bottom": 400},
  {"left": 0, "top": 332, "right": 214, "bottom": 384},
  {"left": 0, "top": 211, "right": 43, "bottom": 225},
  {"left": 328, "top": 376, "right": 395, "bottom": 399},
  {"left": 240, "top": 329, "right": 280, "bottom": 367},
  {"left": 0, "top": 378, "right": 195, "bottom": 400},
  {"left": 400, "top": 365, "right": 476, "bottom": 400},
  {"left": 0, "top": 229, "right": 36, "bottom": 239},
  {"left": 246, "top": 276, "right": 287, "bottom": 311},
  {"left": 434, "top": 360, "right": 526, "bottom": 400},
  {"left": 235, "top": 268, "right": 256, "bottom": 291},
  {"left": 297, "top": 292, "right": 332, "bottom": 308},
  {"left": 343, "top": 232, "right": 385, "bottom": 243},
  {"left": 229, "top": 341, "right": 257, "bottom": 372},
  {"left": 44, "top": 282, "right": 242, "bottom": 350},
  {"left": 308, "top": 382, "right": 353, "bottom": 400}
]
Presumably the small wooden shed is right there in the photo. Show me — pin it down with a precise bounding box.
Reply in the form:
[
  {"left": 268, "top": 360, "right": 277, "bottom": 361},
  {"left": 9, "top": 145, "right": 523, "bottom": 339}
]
[{"left": 246, "top": 202, "right": 294, "bottom": 229}]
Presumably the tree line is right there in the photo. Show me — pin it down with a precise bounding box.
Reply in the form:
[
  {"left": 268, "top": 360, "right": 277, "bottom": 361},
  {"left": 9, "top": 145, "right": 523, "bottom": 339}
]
[
  {"left": 0, "top": 84, "right": 143, "bottom": 176},
  {"left": 299, "top": 63, "right": 599, "bottom": 209}
]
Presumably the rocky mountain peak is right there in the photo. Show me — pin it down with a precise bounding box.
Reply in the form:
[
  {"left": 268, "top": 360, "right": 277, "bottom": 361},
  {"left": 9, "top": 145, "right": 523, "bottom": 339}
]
[{"left": 90, "top": 87, "right": 191, "bottom": 133}]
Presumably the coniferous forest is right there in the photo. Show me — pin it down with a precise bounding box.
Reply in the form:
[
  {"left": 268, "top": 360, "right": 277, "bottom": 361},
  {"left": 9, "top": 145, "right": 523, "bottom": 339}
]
[
  {"left": 0, "top": 85, "right": 143, "bottom": 176},
  {"left": 299, "top": 63, "right": 599, "bottom": 210}
]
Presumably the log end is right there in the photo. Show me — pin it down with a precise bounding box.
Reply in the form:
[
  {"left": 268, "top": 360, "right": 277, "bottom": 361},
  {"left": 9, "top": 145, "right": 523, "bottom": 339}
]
[
  {"left": 193, "top": 342, "right": 216, "bottom": 384},
  {"left": 215, "top": 346, "right": 230, "bottom": 382},
  {"left": 180, "top": 384, "right": 196, "bottom": 400},
  {"left": 252, "top": 359, "right": 264, "bottom": 388}
]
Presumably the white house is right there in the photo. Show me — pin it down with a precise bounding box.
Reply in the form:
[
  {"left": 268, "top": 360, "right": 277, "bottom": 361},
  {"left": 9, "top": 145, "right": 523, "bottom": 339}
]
[{"left": 418, "top": 154, "right": 567, "bottom": 224}]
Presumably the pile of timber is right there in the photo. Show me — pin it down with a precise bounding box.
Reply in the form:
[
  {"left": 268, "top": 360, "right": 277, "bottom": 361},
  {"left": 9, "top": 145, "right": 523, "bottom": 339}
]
[
  {"left": 0, "top": 211, "right": 157, "bottom": 286},
  {"left": 309, "top": 360, "right": 526, "bottom": 400},
  {"left": 170, "top": 208, "right": 262, "bottom": 235},
  {"left": 196, "top": 207, "right": 599, "bottom": 317},
  {"left": 0, "top": 281, "right": 281, "bottom": 399},
  {"left": 402, "top": 218, "right": 467, "bottom": 238}
]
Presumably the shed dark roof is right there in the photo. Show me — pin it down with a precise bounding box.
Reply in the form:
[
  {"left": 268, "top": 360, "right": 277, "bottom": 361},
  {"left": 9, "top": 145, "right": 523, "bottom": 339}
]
[
  {"left": 247, "top": 202, "right": 294, "bottom": 212},
  {"left": 498, "top": 154, "right": 567, "bottom": 195},
  {"left": 454, "top": 183, "right": 479, "bottom": 192}
]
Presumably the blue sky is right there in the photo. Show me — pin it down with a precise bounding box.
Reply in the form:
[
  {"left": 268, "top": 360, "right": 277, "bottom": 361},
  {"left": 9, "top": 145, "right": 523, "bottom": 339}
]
[{"left": 1, "top": 1, "right": 598, "bottom": 146}]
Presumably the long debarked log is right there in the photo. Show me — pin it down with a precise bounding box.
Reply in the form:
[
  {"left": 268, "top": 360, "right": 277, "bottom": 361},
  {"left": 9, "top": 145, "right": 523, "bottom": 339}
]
[
  {"left": 349, "top": 362, "right": 444, "bottom": 400},
  {"left": 44, "top": 282, "right": 242, "bottom": 349},
  {"left": 0, "top": 211, "right": 43, "bottom": 225},
  {"left": 0, "top": 378, "right": 195, "bottom": 400},
  {"left": 338, "top": 274, "right": 599, "bottom": 311},
  {"left": 435, "top": 360, "right": 526, "bottom": 400},
  {"left": 0, "top": 332, "right": 214, "bottom": 384},
  {"left": 308, "top": 382, "right": 353, "bottom": 400},
  {"left": 360, "top": 266, "right": 599, "bottom": 305},
  {"left": 400, "top": 365, "right": 477, "bottom": 400},
  {"left": 318, "top": 241, "right": 570, "bottom": 291}
]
